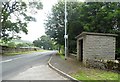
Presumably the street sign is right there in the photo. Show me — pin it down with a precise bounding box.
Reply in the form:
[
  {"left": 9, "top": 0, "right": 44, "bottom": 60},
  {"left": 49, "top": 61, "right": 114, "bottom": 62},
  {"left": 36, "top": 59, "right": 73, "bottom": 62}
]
[{"left": 64, "top": 35, "right": 68, "bottom": 39}]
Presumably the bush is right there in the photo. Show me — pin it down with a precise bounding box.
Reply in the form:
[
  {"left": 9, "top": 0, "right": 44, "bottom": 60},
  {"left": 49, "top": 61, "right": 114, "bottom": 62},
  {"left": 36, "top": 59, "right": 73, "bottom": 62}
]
[
  {"left": 116, "top": 48, "right": 120, "bottom": 59},
  {"left": 7, "top": 42, "right": 16, "bottom": 48}
]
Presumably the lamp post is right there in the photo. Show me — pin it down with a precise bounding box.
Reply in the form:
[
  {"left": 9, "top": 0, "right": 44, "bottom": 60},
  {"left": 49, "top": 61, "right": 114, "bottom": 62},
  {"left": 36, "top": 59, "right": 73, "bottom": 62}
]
[{"left": 64, "top": 0, "right": 68, "bottom": 60}]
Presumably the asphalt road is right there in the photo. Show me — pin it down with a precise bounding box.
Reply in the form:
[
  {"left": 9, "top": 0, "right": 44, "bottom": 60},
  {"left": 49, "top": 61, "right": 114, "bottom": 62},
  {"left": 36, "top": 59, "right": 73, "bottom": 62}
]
[{"left": 0, "top": 51, "right": 67, "bottom": 80}]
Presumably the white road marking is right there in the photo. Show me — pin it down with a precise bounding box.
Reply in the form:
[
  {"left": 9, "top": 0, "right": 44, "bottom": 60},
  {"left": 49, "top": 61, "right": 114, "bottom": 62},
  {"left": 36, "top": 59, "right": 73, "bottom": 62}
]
[
  {"left": 0, "top": 57, "right": 23, "bottom": 63},
  {"left": 0, "top": 59, "right": 13, "bottom": 63}
]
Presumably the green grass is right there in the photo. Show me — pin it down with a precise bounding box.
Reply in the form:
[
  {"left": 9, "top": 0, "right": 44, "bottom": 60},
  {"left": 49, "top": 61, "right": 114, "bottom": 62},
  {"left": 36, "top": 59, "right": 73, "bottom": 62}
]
[
  {"left": 71, "top": 67, "right": 119, "bottom": 82},
  {"left": 59, "top": 53, "right": 65, "bottom": 59},
  {"left": 2, "top": 50, "right": 48, "bottom": 56}
]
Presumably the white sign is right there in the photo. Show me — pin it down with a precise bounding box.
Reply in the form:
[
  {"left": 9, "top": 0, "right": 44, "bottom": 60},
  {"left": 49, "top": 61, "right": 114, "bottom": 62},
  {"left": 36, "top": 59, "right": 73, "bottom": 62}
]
[{"left": 64, "top": 35, "right": 68, "bottom": 39}]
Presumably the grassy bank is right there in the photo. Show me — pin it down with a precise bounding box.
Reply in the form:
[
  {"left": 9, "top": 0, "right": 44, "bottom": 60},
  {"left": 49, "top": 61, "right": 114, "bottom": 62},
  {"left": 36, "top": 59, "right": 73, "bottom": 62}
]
[
  {"left": 57, "top": 52, "right": 65, "bottom": 59},
  {"left": 71, "top": 67, "right": 119, "bottom": 81},
  {"left": 2, "top": 50, "right": 48, "bottom": 56}
]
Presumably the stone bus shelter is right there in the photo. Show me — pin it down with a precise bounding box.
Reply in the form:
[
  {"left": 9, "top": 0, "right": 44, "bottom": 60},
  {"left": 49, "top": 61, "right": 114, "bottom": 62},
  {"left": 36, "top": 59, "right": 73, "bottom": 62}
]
[{"left": 76, "top": 32, "right": 117, "bottom": 64}]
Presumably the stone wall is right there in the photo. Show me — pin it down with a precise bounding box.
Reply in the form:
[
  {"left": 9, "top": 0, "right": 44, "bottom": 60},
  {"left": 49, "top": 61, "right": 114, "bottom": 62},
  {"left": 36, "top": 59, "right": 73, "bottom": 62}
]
[
  {"left": 86, "top": 59, "right": 119, "bottom": 72},
  {"left": 1, "top": 46, "right": 40, "bottom": 54},
  {"left": 83, "top": 35, "right": 116, "bottom": 63}
]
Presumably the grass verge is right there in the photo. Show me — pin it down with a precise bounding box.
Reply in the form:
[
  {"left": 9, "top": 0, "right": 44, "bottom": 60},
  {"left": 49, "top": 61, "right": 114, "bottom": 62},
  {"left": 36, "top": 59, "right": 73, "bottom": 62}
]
[
  {"left": 2, "top": 50, "right": 48, "bottom": 56},
  {"left": 59, "top": 53, "right": 65, "bottom": 59},
  {"left": 70, "top": 67, "right": 119, "bottom": 82}
]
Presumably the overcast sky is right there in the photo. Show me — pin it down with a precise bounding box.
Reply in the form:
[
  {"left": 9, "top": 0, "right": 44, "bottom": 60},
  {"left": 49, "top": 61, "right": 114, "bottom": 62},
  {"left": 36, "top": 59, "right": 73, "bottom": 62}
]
[{"left": 20, "top": 0, "right": 58, "bottom": 42}]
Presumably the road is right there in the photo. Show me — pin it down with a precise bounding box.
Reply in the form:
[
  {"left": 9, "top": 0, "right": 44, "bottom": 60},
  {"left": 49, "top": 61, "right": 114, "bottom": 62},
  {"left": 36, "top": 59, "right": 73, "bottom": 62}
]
[{"left": 1, "top": 51, "right": 67, "bottom": 80}]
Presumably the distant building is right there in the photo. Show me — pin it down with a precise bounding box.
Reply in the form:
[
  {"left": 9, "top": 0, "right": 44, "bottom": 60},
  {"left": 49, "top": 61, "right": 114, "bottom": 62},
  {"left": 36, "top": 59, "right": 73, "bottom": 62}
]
[{"left": 76, "top": 32, "right": 117, "bottom": 64}]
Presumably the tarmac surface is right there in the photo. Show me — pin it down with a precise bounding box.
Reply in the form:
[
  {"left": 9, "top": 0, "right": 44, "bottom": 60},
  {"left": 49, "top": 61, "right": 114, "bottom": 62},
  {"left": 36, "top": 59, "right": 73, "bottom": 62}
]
[
  {"left": 50, "top": 54, "right": 83, "bottom": 74},
  {"left": 10, "top": 65, "right": 67, "bottom": 80},
  {"left": 1, "top": 51, "right": 68, "bottom": 80}
]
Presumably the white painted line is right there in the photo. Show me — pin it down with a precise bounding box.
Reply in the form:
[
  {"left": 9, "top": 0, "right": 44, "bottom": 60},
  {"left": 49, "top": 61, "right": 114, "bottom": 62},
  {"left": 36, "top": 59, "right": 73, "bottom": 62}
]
[
  {"left": 0, "top": 56, "right": 23, "bottom": 63},
  {"left": 0, "top": 59, "right": 13, "bottom": 63}
]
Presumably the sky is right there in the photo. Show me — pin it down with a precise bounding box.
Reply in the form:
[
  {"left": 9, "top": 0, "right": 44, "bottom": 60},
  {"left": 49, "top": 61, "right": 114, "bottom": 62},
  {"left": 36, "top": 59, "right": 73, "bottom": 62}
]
[
  {"left": 20, "top": 0, "right": 85, "bottom": 42},
  {"left": 20, "top": 0, "right": 58, "bottom": 42}
]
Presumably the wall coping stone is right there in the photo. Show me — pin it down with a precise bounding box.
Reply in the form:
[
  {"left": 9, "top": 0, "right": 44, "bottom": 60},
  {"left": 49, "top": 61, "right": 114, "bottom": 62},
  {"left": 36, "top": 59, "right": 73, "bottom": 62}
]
[{"left": 75, "top": 32, "right": 118, "bottom": 39}]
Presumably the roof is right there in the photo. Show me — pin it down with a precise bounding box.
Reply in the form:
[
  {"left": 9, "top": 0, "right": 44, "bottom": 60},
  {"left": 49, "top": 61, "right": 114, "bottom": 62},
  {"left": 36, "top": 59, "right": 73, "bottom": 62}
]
[{"left": 75, "top": 32, "right": 118, "bottom": 39}]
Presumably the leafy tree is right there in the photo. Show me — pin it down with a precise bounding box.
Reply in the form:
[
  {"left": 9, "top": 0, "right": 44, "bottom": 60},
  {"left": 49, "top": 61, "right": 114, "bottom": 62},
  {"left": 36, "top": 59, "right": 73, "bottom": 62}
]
[
  {"left": 45, "top": 1, "right": 120, "bottom": 56},
  {"left": 33, "top": 35, "right": 53, "bottom": 50},
  {"left": 1, "top": 0, "right": 43, "bottom": 43},
  {"left": 45, "top": 1, "right": 83, "bottom": 52}
]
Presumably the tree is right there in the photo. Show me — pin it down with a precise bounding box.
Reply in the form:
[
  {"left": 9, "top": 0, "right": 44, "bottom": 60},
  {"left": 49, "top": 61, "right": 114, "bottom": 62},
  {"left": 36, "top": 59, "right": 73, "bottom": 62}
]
[
  {"left": 45, "top": 1, "right": 83, "bottom": 52},
  {"left": 33, "top": 35, "right": 53, "bottom": 50},
  {"left": 1, "top": 0, "right": 43, "bottom": 43},
  {"left": 45, "top": 1, "right": 120, "bottom": 55}
]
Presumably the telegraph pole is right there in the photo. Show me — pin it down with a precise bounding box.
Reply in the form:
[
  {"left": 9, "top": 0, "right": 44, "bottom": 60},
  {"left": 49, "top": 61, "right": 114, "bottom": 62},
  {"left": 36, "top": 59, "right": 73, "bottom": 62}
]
[{"left": 64, "top": 0, "right": 68, "bottom": 60}]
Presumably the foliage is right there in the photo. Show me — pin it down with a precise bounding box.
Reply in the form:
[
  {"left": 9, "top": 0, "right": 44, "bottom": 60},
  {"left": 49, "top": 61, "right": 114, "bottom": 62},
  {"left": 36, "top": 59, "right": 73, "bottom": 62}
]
[
  {"left": 0, "top": 39, "right": 34, "bottom": 48},
  {"left": 45, "top": 1, "right": 120, "bottom": 55},
  {"left": 45, "top": 1, "right": 83, "bottom": 53},
  {"left": 7, "top": 42, "right": 16, "bottom": 47},
  {"left": 116, "top": 48, "right": 120, "bottom": 58},
  {"left": 33, "top": 35, "right": 54, "bottom": 50},
  {"left": 1, "top": 0, "right": 43, "bottom": 43},
  {"left": 16, "top": 43, "right": 34, "bottom": 47}
]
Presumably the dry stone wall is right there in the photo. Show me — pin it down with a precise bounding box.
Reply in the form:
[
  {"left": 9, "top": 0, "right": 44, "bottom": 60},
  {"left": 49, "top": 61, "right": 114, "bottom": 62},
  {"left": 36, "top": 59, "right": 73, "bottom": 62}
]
[{"left": 1, "top": 46, "right": 40, "bottom": 54}]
